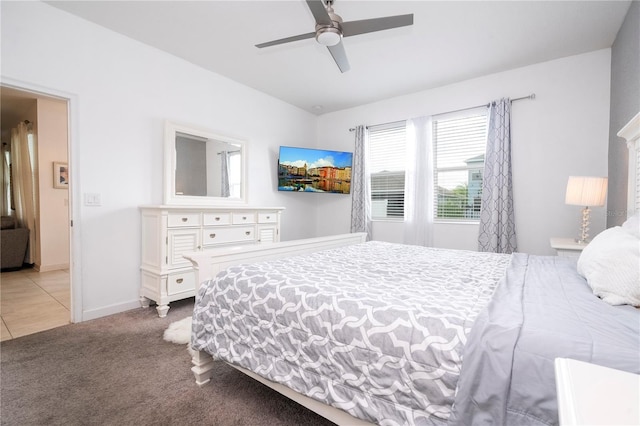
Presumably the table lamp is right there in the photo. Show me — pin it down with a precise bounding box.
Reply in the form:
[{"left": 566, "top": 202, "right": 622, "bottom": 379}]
[{"left": 565, "top": 176, "right": 608, "bottom": 244}]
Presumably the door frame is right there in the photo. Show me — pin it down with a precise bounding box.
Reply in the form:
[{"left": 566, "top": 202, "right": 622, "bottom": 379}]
[{"left": 2, "top": 77, "right": 82, "bottom": 322}]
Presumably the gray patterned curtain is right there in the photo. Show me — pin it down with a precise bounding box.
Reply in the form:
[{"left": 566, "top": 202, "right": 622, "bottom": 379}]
[
  {"left": 478, "top": 98, "right": 517, "bottom": 253},
  {"left": 350, "top": 125, "right": 371, "bottom": 240}
]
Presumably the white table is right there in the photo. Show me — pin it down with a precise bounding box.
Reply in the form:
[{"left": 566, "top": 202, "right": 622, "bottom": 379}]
[
  {"left": 550, "top": 237, "right": 588, "bottom": 259},
  {"left": 555, "top": 358, "right": 640, "bottom": 425}
]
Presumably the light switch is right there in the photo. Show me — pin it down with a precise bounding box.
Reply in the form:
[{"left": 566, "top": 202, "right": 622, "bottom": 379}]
[{"left": 84, "top": 193, "right": 101, "bottom": 206}]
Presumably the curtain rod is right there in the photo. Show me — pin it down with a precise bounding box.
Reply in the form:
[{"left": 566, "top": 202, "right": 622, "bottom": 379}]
[{"left": 348, "top": 93, "right": 535, "bottom": 132}]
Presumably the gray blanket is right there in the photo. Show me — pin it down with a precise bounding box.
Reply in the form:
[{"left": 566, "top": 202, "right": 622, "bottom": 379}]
[
  {"left": 449, "top": 253, "right": 640, "bottom": 425},
  {"left": 192, "top": 244, "right": 640, "bottom": 425},
  {"left": 192, "top": 241, "right": 511, "bottom": 425}
]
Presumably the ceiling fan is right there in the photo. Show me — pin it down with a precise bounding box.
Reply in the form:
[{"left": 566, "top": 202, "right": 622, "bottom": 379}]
[{"left": 255, "top": 0, "right": 414, "bottom": 73}]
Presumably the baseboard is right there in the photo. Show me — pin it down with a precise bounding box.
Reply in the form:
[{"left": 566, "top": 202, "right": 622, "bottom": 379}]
[
  {"left": 35, "top": 263, "right": 70, "bottom": 272},
  {"left": 81, "top": 299, "right": 142, "bottom": 322}
]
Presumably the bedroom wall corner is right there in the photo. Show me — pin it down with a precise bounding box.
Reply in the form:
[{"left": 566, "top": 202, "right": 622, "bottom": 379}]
[{"left": 608, "top": 0, "right": 640, "bottom": 227}]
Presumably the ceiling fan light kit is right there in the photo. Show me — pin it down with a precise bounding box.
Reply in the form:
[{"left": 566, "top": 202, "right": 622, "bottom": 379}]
[
  {"left": 315, "top": 27, "right": 342, "bottom": 46},
  {"left": 255, "top": 0, "right": 414, "bottom": 73}
]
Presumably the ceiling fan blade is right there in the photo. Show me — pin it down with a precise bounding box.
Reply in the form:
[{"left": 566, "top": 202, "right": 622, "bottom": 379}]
[
  {"left": 306, "top": 0, "right": 332, "bottom": 25},
  {"left": 255, "top": 32, "right": 316, "bottom": 48},
  {"left": 342, "top": 14, "right": 414, "bottom": 37},
  {"left": 327, "top": 42, "right": 350, "bottom": 73}
]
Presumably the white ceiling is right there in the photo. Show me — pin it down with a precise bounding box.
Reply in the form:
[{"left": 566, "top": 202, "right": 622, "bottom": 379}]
[{"left": 46, "top": 0, "right": 631, "bottom": 115}]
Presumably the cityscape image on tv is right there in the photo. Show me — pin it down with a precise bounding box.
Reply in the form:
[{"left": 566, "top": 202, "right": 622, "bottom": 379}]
[{"left": 278, "top": 147, "right": 353, "bottom": 194}]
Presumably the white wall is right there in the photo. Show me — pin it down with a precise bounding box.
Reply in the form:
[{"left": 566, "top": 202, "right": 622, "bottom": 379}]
[
  {"left": 1, "top": 1, "right": 318, "bottom": 320},
  {"left": 317, "top": 49, "right": 612, "bottom": 255},
  {"left": 36, "top": 97, "right": 70, "bottom": 271}
]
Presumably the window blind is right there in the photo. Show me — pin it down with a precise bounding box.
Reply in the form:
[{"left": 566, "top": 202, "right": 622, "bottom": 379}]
[
  {"left": 368, "top": 122, "right": 407, "bottom": 219},
  {"left": 433, "top": 112, "right": 488, "bottom": 220}
]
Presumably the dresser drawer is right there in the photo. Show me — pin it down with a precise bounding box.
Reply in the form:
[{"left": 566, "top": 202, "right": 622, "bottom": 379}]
[
  {"left": 203, "top": 212, "right": 231, "bottom": 226},
  {"left": 258, "top": 212, "right": 278, "bottom": 223},
  {"left": 232, "top": 213, "right": 256, "bottom": 224},
  {"left": 168, "top": 212, "right": 201, "bottom": 228},
  {"left": 167, "top": 271, "right": 196, "bottom": 295},
  {"left": 203, "top": 226, "right": 255, "bottom": 245}
]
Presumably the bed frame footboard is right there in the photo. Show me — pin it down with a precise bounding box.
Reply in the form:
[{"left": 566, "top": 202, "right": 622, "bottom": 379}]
[
  {"left": 184, "top": 233, "right": 372, "bottom": 424},
  {"left": 184, "top": 232, "right": 368, "bottom": 294},
  {"left": 191, "top": 354, "right": 373, "bottom": 425},
  {"left": 185, "top": 233, "right": 368, "bottom": 388}
]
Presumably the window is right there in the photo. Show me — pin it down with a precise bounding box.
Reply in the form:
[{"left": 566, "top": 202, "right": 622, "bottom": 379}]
[
  {"left": 368, "top": 122, "right": 406, "bottom": 220},
  {"left": 228, "top": 151, "right": 242, "bottom": 198},
  {"left": 367, "top": 110, "right": 488, "bottom": 222},
  {"left": 433, "top": 111, "right": 488, "bottom": 220}
]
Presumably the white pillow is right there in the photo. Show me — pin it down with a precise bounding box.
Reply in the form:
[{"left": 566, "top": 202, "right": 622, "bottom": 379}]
[
  {"left": 577, "top": 226, "right": 640, "bottom": 307},
  {"left": 621, "top": 213, "right": 640, "bottom": 238}
]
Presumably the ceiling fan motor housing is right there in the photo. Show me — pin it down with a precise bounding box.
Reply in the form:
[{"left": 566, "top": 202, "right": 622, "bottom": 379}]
[{"left": 315, "top": 4, "right": 343, "bottom": 46}]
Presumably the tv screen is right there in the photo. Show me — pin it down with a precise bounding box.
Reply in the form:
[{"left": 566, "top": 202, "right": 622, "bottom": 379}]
[{"left": 278, "top": 146, "right": 353, "bottom": 194}]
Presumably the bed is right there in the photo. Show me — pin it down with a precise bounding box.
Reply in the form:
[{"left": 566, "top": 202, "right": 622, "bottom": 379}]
[{"left": 184, "top": 112, "right": 640, "bottom": 426}]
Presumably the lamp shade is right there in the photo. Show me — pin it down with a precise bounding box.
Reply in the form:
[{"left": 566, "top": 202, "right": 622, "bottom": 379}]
[{"left": 565, "top": 176, "right": 608, "bottom": 206}]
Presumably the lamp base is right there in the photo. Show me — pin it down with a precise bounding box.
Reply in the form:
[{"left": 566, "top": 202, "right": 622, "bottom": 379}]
[{"left": 575, "top": 206, "right": 591, "bottom": 244}]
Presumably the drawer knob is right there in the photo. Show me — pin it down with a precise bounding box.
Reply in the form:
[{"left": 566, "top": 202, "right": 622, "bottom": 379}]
[
  {"left": 242, "top": 216, "right": 247, "bottom": 220},
  {"left": 266, "top": 216, "right": 270, "bottom": 219},
  {"left": 176, "top": 278, "right": 184, "bottom": 284},
  {"left": 210, "top": 233, "right": 216, "bottom": 238},
  {"left": 215, "top": 217, "right": 220, "bottom": 221},
  {"left": 245, "top": 231, "right": 251, "bottom": 236},
  {"left": 181, "top": 217, "right": 188, "bottom": 222}
]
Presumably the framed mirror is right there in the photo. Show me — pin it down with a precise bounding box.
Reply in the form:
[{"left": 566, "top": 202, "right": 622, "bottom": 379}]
[{"left": 163, "top": 121, "right": 247, "bottom": 205}]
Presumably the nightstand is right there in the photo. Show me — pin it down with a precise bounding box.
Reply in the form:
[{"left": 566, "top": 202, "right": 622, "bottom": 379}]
[
  {"left": 555, "top": 358, "right": 640, "bottom": 425},
  {"left": 549, "top": 237, "right": 587, "bottom": 259}
]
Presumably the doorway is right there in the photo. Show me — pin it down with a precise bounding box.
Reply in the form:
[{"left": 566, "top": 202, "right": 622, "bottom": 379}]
[{"left": 0, "top": 86, "right": 72, "bottom": 340}]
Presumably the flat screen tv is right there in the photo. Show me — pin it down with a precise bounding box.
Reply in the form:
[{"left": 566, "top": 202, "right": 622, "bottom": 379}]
[{"left": 278, "top": 146, "right": 353, "bottom": 194}]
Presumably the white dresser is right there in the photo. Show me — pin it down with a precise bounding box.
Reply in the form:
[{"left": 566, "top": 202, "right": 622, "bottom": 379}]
[{"left": 139, "top": 205, "right": 284, "bottom": 317}]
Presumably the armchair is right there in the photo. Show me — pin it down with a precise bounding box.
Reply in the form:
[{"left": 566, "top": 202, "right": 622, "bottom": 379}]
[{"left": 1, "top": 216, "right": 29, "bottom": 270}]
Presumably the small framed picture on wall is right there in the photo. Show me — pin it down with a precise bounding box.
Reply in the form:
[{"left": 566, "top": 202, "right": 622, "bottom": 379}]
[{"left": 53, "top": 162, "right": 69, "bottom": 189}]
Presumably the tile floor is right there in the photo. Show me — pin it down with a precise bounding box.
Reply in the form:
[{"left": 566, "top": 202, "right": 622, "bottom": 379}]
[{"left": 0, "top": 268, "right": 70, "bottom": 341}]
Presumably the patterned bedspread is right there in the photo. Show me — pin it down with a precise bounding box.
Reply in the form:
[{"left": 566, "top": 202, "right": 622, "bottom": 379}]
[{"left": 192, "top": 241, "right": 511, "bottom": 425}]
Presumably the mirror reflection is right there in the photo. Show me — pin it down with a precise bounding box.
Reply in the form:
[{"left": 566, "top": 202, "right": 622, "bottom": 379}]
[
  {"left": 174, "top": 132, "right": 242, "bottom": 198},
  {"left": 164, "top": 121, "right": 247, "bottom": 205}
]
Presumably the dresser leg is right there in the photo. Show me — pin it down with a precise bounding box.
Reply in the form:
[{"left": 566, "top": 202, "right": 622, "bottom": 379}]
[
  {"left": 139, "top": 296, "right": 150, "bottom": 308},
  {"left": 156, "top": 304, "right": 170, "bottom": 318}
]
